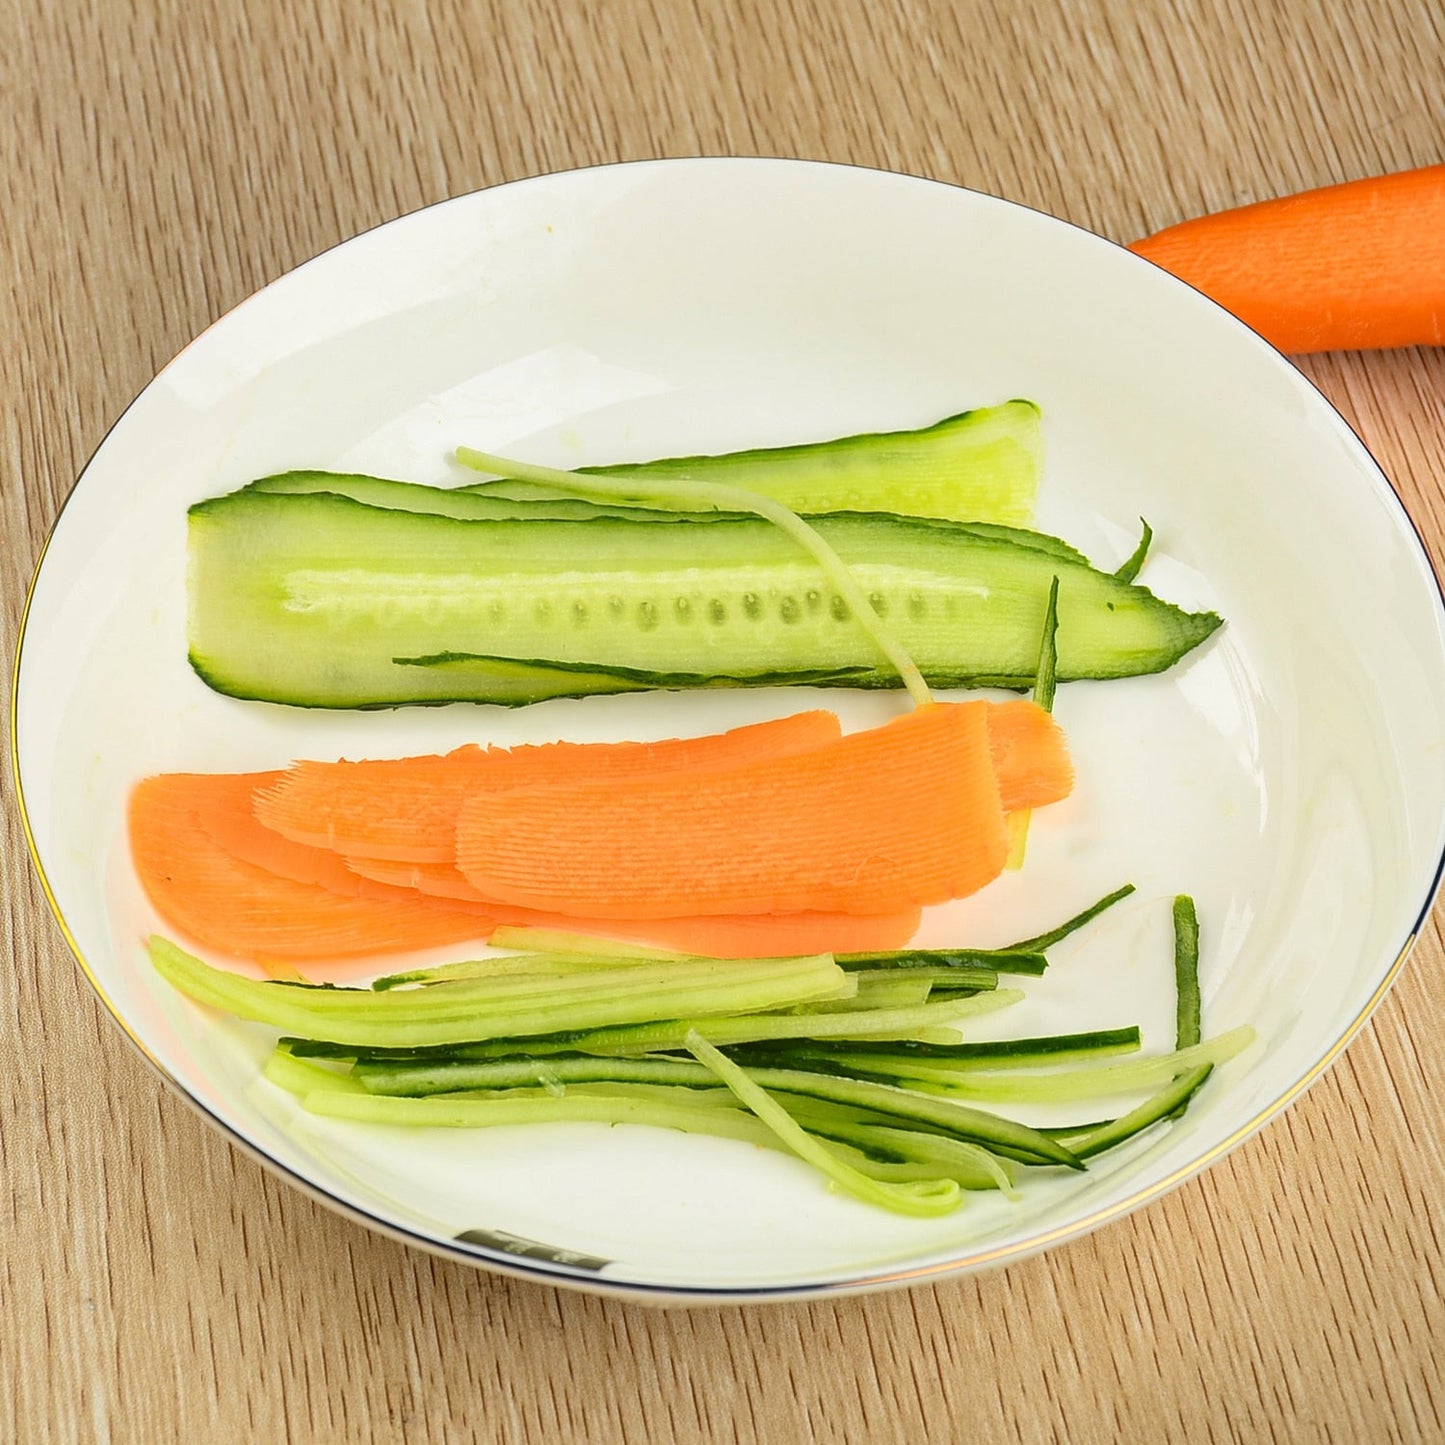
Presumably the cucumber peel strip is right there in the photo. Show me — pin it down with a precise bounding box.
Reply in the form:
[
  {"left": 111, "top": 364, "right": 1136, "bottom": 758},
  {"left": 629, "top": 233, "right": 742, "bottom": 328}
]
[
  {"left": 1004, "top": 883, "right": 1136, "bottom": 953},
  {"left": 1114, "top": 519, "right": 1153, "bottom": 584},
  {"left": 454, "top": 444, "right": 934, "bottom": 707}
]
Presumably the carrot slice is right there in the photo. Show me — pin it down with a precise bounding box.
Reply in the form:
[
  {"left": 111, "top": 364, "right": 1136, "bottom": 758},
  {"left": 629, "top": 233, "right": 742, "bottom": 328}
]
[
  {"left": 1128, "top": 165, "right": 1445, "bottom": 353},
  {"left": 986, "top": 699, "right": 1074, "bottom": 812},
  {"left": 342, "top": 856, "right": 489, "bottom": 901},
  {"left": 253, "top": 709, "right": 844, "bottom": 862},
  {"left": 455, "top": 702, "right": 1013, "bottom": 919},
  {"left": 190, "top": 770, "right": 388, "bottom": 899},
  {"left": 128, "top": 774, "right": 493, "bottom": 964}
]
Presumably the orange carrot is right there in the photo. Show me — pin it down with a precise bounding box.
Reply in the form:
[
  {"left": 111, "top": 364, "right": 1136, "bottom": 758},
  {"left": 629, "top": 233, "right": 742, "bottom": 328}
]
[
  {"left": 342, "top": 856, "right": 490, "bottom": 901},
  {"left": 254, "top": 710, "right": 843, "bottom": 862},
  {"left": 256, "top": 702, "right": 1061, "bottom": 865},
  {"left": 454, "top": 702, "right": 1014, "bottom": 920},
  {"left": 135, "top": 772, "right": 919, "bottom": 962},
  {"left": 190, "top": 771, "right": 391, "bottom": 899},
  {"left": 986, "top": 698, "right": 1074, "bottom": 812},
  {"left": 1128, "top": 165, "right": 1445, "bottom": 353},
  {"left": 129, "top": 774, "right": 493, "bottom": 964},
  {"left": 133, "top": 700, "right": 1070, "bottom": 965}
]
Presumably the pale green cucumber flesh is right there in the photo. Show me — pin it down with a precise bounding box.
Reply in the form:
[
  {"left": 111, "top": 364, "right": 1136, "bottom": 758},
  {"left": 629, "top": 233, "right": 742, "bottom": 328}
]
[
  {"left": 458, "top": 400, "right": 1044, "bottom": 525},
  {"left": 187, "top": 490, "right": 1221, "bottom": 708}
]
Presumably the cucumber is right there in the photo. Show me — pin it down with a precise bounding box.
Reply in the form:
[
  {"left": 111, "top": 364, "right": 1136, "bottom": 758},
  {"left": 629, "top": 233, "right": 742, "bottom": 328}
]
[
  {"left": 246, "top": 471, "right": 667, "bottom": 524},
  {"left": 457, "top": 400, "right": 1044, "bottom": 525},
  {"left": 187, "top": 490, "right": 1221, "bottom": 708}
]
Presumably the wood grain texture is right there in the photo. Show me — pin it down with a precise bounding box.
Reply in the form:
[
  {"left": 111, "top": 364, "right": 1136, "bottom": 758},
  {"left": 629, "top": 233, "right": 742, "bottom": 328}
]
[{"left": 4, "top": 0, "right": 1443, "bottom": 1440}]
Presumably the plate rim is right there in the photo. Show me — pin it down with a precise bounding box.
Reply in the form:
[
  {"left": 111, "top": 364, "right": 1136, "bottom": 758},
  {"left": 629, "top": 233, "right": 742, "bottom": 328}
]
[{"left": 12, "top": 154, "right": 1445, "bottom": 1303}]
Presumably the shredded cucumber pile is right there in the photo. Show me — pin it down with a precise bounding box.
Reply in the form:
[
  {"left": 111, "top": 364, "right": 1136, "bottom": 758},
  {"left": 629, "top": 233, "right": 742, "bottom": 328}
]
[{"left": 151, "top": 887, "right": 1253, "bottom": 1219}]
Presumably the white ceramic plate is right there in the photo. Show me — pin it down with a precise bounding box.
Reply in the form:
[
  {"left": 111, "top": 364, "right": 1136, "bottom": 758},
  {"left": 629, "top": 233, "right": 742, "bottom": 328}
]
[{"left": 14, "top": 159, "right": 1445, "bottom": 1302}]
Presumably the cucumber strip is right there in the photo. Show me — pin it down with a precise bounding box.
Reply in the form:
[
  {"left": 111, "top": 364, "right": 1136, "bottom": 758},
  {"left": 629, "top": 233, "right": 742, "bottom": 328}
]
[
  {"left": 485, "top": 927, "right": 687, "bottom": 961},
  {"left": 741, "top": 1062, "right": 1083, "bottom": 1169},
  {"left": 279, "top": 983, "right": 996, "bottom": 1069},
  {"left": 1170, "top": 894, "right": 1203, "bottom": 1121},
  {"left": 148, "top": 937, "right": 849, "bottom": 1048},
  {"left": 347, "top": 1049, "right": 1078, "bottom": 1167},
  {"left": 353, "top": 1052, "right": 712, "bottom": 1094},
  {"left": 860, "top": 1025, "right": 1254, "bottom": 1103},
  {"left": 461, "top": 402, "right": 1043, "bottom": 526},
  {"left": 791, "top": 973, "right": 937, "bottom": 1012},
  {"left": 263, "top": 1045, "right": 368, "bottom": 1097},
  {"left": 919, "top": 977, "right": 1009, "bottom": 997},
  {"left": 1173, "top": 896, "right": 1202, "bottom": 1051},
  {"left": 832, "top": 967, "right": 991, "bottom": 998},
  {"left": 730, "top": 1026, "right": 1143, "bottom": 1072},
  {"left": 300, "top": 1084, "right": 794, "bottom": 1152},
  {"left": 187, "top": 491, "right": 1222, "bottom": 708},
  {"left": 1114, "top": 519, "right": 1153, "bottom": 584},
  {"left": 352, "top": 990, "right": 1024, "bottom": 1074},
  {"left": 1068, "top": 1064, "right": 1214, "bottom": 1159},
  {"left": 1003, "top": 883, "right": 1136, "bottom": 953},
  {"left": 683, "top": 1033, "right": 963, "bottom": 1216},
  {"left": 834, "top": 949, "right": 1043, "bottom": 977},
  {"left": 369, "top": 952, "right": 665, "bottom": 990},
  {"left": 541, "top": 1080, "right": 739, "bottom": 1109},
  {"left": 772, "top": 1098, "right": 1016, "bottom": 1192},
  {"left": 455, "top": 445, "right": 934, "bottom": 706},
  {"left": 854, "top": 1126, "right": 1017, "bottom": 1196},
  {"left": 302, "top": 1080, "right": 978, "bottom": 1193}
]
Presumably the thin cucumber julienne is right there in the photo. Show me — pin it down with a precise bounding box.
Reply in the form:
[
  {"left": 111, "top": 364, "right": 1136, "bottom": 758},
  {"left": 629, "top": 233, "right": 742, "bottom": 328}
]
[
  {"left": 1069, "top": 1064, "right": 1213, "bottom": 1160},
  {"left": 1004, "top": 883, "right": 1137, "bottom": 953},
  {"left": 347, "top": 1049, "right": 1081, "bottom": 1169},
  {"left": 291, "top": 1074, "right": 1009, "bottom": 1201},
  {"left": 843, "top": 884, "right": 1134, "bottom": 974},
  {"left": 684, "top": 1032, "right": 963, "bottom": 1217},
  {"left": 834, "top": 949, "right": 1042, "bottom": 977},
  {"left": 730, "top": 1026, "right": 1143, "bottom": 1072},
  {"left": 147, "top": 937, "right": 850, "bottom": 1048},
  {"left": 454, "top": 444, "right": 934, "bottom": 708},
  {"left": 1173, "top": 895, "right": 1202, "bottom": 1050},
  {"left": 858, "top": 1025, "right": 1254, "bottom": 1103},
  {"left": 1170, "top": 893, "right": 1203, "bottom": 1119}
]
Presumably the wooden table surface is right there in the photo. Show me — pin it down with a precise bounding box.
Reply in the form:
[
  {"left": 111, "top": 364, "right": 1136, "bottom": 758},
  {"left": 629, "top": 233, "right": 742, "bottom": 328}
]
[{"left": 5, "top": 2, "right": 1443, "bottom": 1440}]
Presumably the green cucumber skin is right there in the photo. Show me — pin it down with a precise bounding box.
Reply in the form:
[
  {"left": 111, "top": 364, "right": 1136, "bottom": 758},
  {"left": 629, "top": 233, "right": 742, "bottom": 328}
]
[{"left": 187, "top": 490, "right": 1221, "bottom": 709}]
